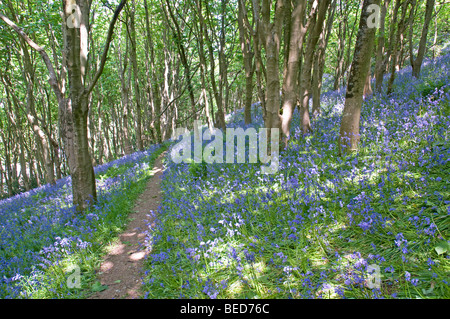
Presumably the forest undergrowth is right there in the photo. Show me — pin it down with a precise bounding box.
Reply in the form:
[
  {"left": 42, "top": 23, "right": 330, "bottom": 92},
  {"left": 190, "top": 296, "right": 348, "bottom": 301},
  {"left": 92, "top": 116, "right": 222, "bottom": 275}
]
[{"left": 141, "top": 54, "right": 450, "bottom": 299}]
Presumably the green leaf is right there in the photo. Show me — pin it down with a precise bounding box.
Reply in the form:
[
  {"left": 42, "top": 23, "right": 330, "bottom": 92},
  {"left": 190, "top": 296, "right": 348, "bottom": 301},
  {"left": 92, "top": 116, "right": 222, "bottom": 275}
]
[
  {"left": 91, "top": 281, "right": 108, "bottom": 292},
  {"left": 425, "top": 201, "right": 437, "bottom": 207},
  {"left": 434, "top": 241, "right": 449, "bottom": 255}
]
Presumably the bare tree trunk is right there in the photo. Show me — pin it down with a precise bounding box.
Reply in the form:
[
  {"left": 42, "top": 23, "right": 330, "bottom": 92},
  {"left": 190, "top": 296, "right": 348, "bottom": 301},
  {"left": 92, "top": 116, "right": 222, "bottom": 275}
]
[
  {"left": 1, "top": 76, "right": 30, "bottom": 191},
  {"left": 375, "top": 0, "right": 390, "bottom": 92},
  {"left": 129, "top": 0, "right": 143, "bottom": 151},
  {"left": 312, "top": 0, "right": 336, "bottom": 117},
  {"left": 219, "top": 0, "right": 230, "bottom": 122},
  {"left": 258, "top": 0, "right": 285, "bottom": 133},
  {"left": 363, "top": 67, "right": 373, "bottom": 99},
  {"left": 1, "top": 130, "right": 13, "bottom": 197},
  {"left": 281, "top": 0, "right": 307, "bottom": 146},
  {"left": 195, "top": 0, "right": 214, "bottom": 131},
  {"left": 339, "top": 0, "right": 380, "bottom": 154},
  {"left": 410, "top": 0, "right": 435, "bottom": 78},
  {"left": 202, "top": 0, "right": 227, "bottom": 131},
  {"left": 238, "top": 0, "right": 255, "bottom": 125},
  {"left": 0, "top": 158, "right": 4, "bottom": 197},
  {"left": 163, "top": 0, "right": 201, "bottom": 137},
  {"left": 387, "top": 0, "right": 409, "bottom": 95},
  {"left": 144, "top": 0, "right": 162, "bottom": 143},
  {"left": 333, "top": 6, "right": 348, "bottom": 91},
  {"left": 299, "top": 0, "right": 331, "bottom": 134},
  {"left": 117, "top": 32, "right": 133, "bottom": 155},
  {"left": 432, "top": 5, "right": 438, "bottom": 59}
]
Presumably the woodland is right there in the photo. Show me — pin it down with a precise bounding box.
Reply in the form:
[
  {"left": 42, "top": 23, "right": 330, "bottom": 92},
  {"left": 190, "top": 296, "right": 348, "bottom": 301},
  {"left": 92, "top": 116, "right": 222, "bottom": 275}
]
[{"left": 0, "top": 0, "right": 449, "bottom": 300}]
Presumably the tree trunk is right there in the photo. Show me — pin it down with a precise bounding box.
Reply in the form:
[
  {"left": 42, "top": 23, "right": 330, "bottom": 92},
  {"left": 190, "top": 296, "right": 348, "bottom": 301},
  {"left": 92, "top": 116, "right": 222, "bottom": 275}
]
[
  {"left": 375, "top": 0, "right": 390, "bottom": 93},
  {"left": 163, "top": 0, "right": 201, "bottom": 137},
  {"left": 195, "top": 0, "right": 214, "bottom": 131},
  {"left": 1, "top": 1, "right": 126, "bottom": 211},
  {"left": 333, "top": 8, "right": 348, "bottom": 91},
  {"left": 144, "top": 0, "right": 162, "bottom": 143},
  {"left": 312, "top": 0, "right": 336, "bottom": 118},
  {"left": 117, "top": 33, "right": 134, "bottom": 155},
  {"left": 62, "top": 0, "right": 126, "bottom": 212},
  {"left": 258, "top": 0, "right": 285, "bottom": 133},
  {"left": 129, "top": 0, "right": 143, "bottom": 151},
  {"left": 299, "top": 0, "right": 331, "bottom": 134},
  {"left": 281, "top": 0, "right": 307, "bottom": 146},
  {"left": 339, "top": 0, "right": 380, "bottom": 154},
  {"left": 363, "top": 68, "right": 373, "bottom": 99},
  {"left": 410, "top": 0, "right": 435, "bottom": 78},
  {"left": 387, "top": 0, "right": 409, "bottom": 95},
  {"left": 238, "top": 0, "right": 255, "bottom": 125}
]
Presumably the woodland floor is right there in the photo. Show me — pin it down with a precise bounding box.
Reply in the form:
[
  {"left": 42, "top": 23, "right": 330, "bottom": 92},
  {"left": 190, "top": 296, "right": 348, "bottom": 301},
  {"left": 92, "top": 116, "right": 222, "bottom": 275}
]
[{"left": 89, "top": 154, "right": 165, "bottom": 299}]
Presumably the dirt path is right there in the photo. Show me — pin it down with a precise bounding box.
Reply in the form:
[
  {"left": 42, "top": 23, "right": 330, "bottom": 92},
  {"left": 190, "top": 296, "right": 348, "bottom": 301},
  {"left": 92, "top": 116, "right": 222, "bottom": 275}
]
[{"left": 89, "top": 154, "right": 165, "bottom": 299}]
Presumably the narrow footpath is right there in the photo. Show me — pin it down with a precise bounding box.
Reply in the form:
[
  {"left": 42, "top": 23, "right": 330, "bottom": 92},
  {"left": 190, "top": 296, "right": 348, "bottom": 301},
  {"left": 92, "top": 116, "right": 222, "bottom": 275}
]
[{"left": 89, "top": 154, "right": 165, "bottom": 299}]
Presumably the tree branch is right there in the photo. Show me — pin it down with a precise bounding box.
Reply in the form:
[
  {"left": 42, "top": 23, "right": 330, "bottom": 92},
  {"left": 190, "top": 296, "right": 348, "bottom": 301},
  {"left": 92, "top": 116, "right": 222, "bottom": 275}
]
[
  {"left": 0, "top": 13, "right": 64, "bottom": 103},
  {"left": 86, "top": 0, "right": 127, "bottom": 95}
]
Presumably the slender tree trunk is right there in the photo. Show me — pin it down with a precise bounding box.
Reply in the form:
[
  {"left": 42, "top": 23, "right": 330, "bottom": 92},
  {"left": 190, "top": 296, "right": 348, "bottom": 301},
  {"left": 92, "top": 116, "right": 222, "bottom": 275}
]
[
  {"left": 219, "top": 0, "right": 229, "bottom": 122},
  {"left": 259, "top": 0, "right": 284, "bottom": 133},
  {"left": 0, "top": 159, "right": 4, "bottom": 197},
  {"left": 410, "top": 0, "right": 435, "bottom": 78},
  {"left": 129, "top": 0, "right": 143, "bottom": 151},
  {"left": 203, "top": 0, "right": 227, "bottom": 131},
  {"left": 1, "top": 131, "right": 13, "bottom": 197},
  {"left": 432, "top": 5, "right": 438, "bottom": 59},
  {"left": 363, "top": 68, "right": 373, "bottom": 99},
  {"left": 238, "top": 0, "right": 255, "bottom": 125},
  {"left": 163, "top": 0, "right": 201, "bottom": 137},
  {"left": 117, "top": 33, "right": 133, "bottom": 155},
  {"left": 312, "top": 0, "right": 336, "bottom": 118},
  {"left": 375, "top": 0, "right": 390, "bottom": 92},
  {"left": 299, "top": 0, "right": 331, "bottom": 134},
  {"left": 339, "top": 0, "right": 380, "bottom": 154},
  {"left": 195, "top": 0, "right": 214, "bottom": 131},
  {"left": 144, "top": 0, "right": 162, "bottom": 143},
  {"left": 281, "top": 0, "right": 307, "bottom": 146},
  {"left": 387, "top": 0, "right": 409, "bottom": 95},
  {"left": 334, "top": 8, "right": 348, "bottom": 91}
]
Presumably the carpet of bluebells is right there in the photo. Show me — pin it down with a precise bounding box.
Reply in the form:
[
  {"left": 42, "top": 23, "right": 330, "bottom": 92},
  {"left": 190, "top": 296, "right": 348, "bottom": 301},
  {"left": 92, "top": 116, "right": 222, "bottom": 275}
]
[
  {"left": 142, "top": 54, "right": 450, "bottom": 299},
  {"left": 0, "top": 144, "right": 163, "bottom": 298}
]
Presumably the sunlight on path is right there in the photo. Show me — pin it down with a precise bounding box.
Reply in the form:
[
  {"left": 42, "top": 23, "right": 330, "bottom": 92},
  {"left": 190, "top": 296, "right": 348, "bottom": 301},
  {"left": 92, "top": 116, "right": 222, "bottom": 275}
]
[{"left": 89, "top": 154, "right": 165, "bottom": 299}]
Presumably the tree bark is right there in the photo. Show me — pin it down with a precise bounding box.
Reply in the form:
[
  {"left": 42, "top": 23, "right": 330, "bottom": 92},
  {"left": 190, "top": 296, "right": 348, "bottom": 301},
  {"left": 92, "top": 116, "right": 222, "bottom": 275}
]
[
  {"left": 258, "top": 0, "right": 285, "bottom": 133},
  {"left": 339, "top": 0, "right": 380, "bottom": 154},
  {"left": 117, "top": 31, "right": 133, "bottom": 155},
  {"left": 410, "top": 0, "right": 435, "bottom": 78},
  {"left": 387, "top": 0, "right": 410, "bottom": 95},
  {"left": 312, "top": 0, "right": 336, "bottom": 118},
  {"left": 144, "top": 0, "right": 162, "bottom": 143},
  {"left": 299, "top": 0, "right": 331, "bottom": 134},
  {"left": 163, "top": 0, "right": 202, "bottom": 137},
  {"left": 375, "top": 0, "right": 390, "bottom": 92},
  {"left": 238, "top": 0, "right": 255, "bottom": 125},
  {"left": 280, "top": 0, "right": 307, "bottom": 146},
  {"left": 128, "top": 0, "right": 143, "bottom": 151}
]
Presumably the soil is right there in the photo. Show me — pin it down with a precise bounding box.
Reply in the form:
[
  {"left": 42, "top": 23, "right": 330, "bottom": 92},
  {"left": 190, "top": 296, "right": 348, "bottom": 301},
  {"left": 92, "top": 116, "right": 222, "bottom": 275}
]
[{"left": 89, "top": 154, "right": 165, "bottom": 299}]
